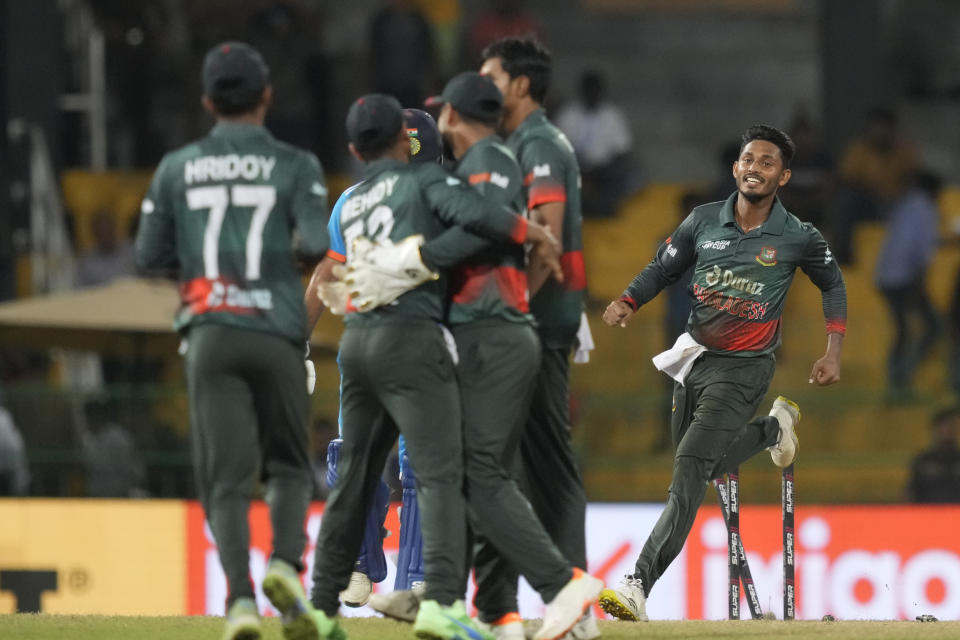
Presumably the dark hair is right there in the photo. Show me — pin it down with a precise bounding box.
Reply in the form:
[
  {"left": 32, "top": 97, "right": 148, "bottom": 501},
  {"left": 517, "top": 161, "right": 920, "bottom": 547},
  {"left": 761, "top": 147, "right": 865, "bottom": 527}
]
[
  {"left": 867, "top": 106, "right": 897, "bottom": 127},
  {"left": 740, "top": 124, "right": 796, "bottom": 169},
  {"left": 210, "top": 87, "right": 264, "bottom": 116},
  {"left": 481, "top": 36, "right": 552, "bottom": 104}
]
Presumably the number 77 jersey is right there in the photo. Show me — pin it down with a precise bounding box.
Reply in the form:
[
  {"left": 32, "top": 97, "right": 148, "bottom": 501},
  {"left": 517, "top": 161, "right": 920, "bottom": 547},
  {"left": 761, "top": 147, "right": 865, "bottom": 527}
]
[{"left": 135, "top": 122, "right": 330, "bottom": 344}]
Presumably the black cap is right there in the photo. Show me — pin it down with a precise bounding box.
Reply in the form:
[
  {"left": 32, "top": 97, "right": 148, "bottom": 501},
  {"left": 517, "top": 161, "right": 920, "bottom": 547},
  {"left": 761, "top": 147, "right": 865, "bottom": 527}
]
[
  {"left": 425, "top": 72, "right": 503, "bottom": 124},
  {"left": 202, "top": 41, "right": 269, "bottom": 104},
  {"left": 404, "top": 108, "right": 442, "bottom": 164},
  {"left": 346, "top": 94, "right": 404, "bottom": 153}
]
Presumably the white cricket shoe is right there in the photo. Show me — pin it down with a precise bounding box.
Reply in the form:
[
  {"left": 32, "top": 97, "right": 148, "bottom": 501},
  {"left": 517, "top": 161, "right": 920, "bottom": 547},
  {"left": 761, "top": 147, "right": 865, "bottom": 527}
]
[
  {"left": 562, "top": 610, "right": 600, "bottom": 639},
  {"left": 478, "top": 612, "right": 526, "bottom": 640},
  {"left": 767, "top": 395, "right": 800, "bottom": 468},
  {"left": 597, "top": 575, "right": 647, "bottom": 622},
  {"left": 369, "top": 588, "right": 423, "bottom": 623},
  {"left": 534, "top": 569, "right": 604, "bottom": 640},
  {"left": 339, "top": 571, "right": 372, "bottom": 608}
]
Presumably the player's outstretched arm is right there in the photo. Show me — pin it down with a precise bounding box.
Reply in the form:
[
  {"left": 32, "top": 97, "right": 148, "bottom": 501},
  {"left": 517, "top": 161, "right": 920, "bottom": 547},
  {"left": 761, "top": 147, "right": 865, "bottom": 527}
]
[
  {"left": 603, "top": 299, "right": 636, "bottom": 328},
  {"left": 809, "top": 331, "right": 843, "bottom": 386}
]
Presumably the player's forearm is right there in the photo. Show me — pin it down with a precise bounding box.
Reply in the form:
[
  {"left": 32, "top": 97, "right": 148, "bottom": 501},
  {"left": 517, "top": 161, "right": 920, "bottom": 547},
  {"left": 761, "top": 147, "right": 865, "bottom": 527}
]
[
  {"left": 622, "top": 261, "right": 672, "bottom": 309},
  {"left": 821, "top": 279, "right": 847, "bottom": 336},
  {"left": 304, "top": 257, "right": 338, "bottom": 330},
  {"left": 527, "top": 253, "right": 552, "bottom": 296},
  {"left": 420, "top": 227, "right": 491, "bottom": 271},
  {"left": 824, "top": 331, "right": 844, "bottom": 361}
]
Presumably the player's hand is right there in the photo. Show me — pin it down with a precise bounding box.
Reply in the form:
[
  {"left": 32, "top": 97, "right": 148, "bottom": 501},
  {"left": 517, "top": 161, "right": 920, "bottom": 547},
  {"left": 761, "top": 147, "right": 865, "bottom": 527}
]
[
  {"left": 317, "top": 264, "right": 350, "bottom": 315},
  {"left": 603, "top": 299, "right": 635, "bottom": 328},
  {"left": 808, "top": 355, "right": 840, "bottom": 386},
  {"left": 525, "top": 222, "right": 564, "bottom": 283}
]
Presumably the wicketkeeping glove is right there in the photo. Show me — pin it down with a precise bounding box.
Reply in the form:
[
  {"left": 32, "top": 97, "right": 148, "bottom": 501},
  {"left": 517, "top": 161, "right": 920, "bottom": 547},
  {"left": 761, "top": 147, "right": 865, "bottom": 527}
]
[
  {"left": 346, "top": 235, "right": 439, "bottom": 312},
  {"left": 317, "top": 264, "right": 350, "bottom": 315}
]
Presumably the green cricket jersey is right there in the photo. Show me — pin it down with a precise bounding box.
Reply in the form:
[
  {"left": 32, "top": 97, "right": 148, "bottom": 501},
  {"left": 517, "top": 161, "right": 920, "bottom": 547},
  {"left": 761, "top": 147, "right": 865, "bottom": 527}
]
[
  {"left": 135, "top": 122, "right": 330, "bottom": 344},
  {"left": 445, "top": 135, "right": 533, "bottom": 326},
  {"left": 621, "top": 193, "right": 847, "bottom": 356},
  {"left": 334, "top": 157, "right": 528, "bottom": 326},
  {"left": 508, "top": 109, "right": 586, "bottom": 348}
]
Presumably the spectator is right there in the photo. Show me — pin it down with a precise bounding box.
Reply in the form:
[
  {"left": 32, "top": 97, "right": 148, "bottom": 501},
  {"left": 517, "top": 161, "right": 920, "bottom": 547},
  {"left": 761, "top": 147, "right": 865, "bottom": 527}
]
[
  {"left": 370, "top": 0, "right": 437, "bottom": 108},
  {"left": 778, "top": 110, "right": 834, "bottom": 227},
  {"left": 0, "top": 405, "right": 29, "bottom": 496},
  {"left": 908, "top": 407, "right": 960, "bottom": 503},
  {"left": 874, "top": 171, "right": 941, "bottom": 398},
  {"left": 556, "top": 69, "right": 634, "bottom": 218},
  {"left": 464, "top": 0, "right": 539, "bottom": 66},
  {"left": 830, "top": 107, "right": 918, "bottom": 264},
  {"left": 76, "top": 209, "right": 137, "bottom": 288},
  {"left": 80, "top": 396, "right": 145, "bottom": 497}
]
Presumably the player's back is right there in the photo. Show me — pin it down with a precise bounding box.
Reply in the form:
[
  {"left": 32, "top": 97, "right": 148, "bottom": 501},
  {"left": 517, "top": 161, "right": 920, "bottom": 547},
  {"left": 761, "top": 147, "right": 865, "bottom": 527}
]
[
  {"left": 337, "top": 158, "right": 450, "bottom": 325},
  {"left": 138, "top": 122, "right": 329, "bottom": 343}
]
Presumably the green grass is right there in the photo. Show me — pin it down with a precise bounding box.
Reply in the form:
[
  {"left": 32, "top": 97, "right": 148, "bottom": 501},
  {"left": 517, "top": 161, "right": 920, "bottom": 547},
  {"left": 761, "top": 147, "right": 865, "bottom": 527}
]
[{"left": 3, "top": 615, "right": 959, "bottom": 639}]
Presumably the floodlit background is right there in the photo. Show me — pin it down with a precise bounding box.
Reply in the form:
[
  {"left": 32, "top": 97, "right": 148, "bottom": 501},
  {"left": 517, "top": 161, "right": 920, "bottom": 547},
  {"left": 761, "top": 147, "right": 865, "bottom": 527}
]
[{"left": 1, "top": 0, "right": 959, "bottom": 620}]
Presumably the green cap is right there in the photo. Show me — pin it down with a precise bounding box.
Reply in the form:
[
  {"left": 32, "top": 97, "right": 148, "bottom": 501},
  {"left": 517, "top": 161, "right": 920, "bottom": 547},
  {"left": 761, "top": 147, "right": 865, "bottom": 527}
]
[
  {"left": 202, "top": 41, "right": 269, "bottom": 104},
  {"left": 425, "top": 72, "right": 503, "bottom": 124},
  {"left": 346, "top": 94, "right": 404, "bottom": 153}
]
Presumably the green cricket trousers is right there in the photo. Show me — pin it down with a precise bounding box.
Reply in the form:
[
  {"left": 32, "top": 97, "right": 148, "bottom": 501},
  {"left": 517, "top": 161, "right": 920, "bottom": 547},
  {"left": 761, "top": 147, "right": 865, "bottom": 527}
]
[
  {"left": 634, "top": 351, "right": 780, "bottom": 594},
  {"left": 184, "top": 324, "right": 312, "bottom": 606},
  {"left": 310, "top": 319, "right": 467, "bottom": 613},
  {"left": 454, "top": 321, "right": 574, "bottom": 616}
]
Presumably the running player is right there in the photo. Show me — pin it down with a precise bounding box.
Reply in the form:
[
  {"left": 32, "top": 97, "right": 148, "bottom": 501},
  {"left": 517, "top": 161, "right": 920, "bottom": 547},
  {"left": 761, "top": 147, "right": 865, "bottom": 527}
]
[
  {"left": 597, "top": 124, "right": 846, "bottom": 621},
  {"left": 135, "top": 41, "right": 329, "bottom": 640},
  {"left": 476, "top": 36, "right": 596, "bottom": 638}
]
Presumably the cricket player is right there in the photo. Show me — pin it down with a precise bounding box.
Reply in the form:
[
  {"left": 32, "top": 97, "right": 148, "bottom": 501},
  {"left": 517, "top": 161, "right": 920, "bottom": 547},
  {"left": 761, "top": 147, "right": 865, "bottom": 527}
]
[
  {"left": 598, "top": 124, "right": 846, "bottom": 621},
  {"left": 311, "top": 108, "right": 443, "bottom": 610},
  {"left": 135, "top": 42, "right": 329, "bottom": 640},
  {"left": 476, "top": 36, "right": 596, "bottom": 638},
  {"left": 361, "top": 72, "right": 603, "bottom": 640},
  {"left": 284, "top": 93, "right": 562, "bottom": 640}
]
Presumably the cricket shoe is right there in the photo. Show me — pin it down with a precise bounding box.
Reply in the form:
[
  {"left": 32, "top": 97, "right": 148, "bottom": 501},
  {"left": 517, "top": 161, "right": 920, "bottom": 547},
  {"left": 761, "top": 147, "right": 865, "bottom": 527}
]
[
  {"left": 369, "top": 588, "right": 424, "bottom": 623},
  {"left": 767, "top": 395, "right": 800, "bottom": 468},
  {"left": 262, "top": 559, "right": 346, "bottom": 640},
  {"left": 222, "top": 597, "right": 261, "bottom": 640},
  {"left": 597, "top": 575, "right": 647, "bottom": 622},
  {"left": 561, "top": 611, "right": 600, "bottom": 640},
  {"left": 478, "top": 612, "right": 526, "bottom": 640},
  {"left": 413, "top": 599, "right": 494, "bottom": 640},
  {"left": 340, "top": 571, "right": 372, "bottom": 607},
  {"left": 534, "top": 569, "right": 604, "bottom": 640}
]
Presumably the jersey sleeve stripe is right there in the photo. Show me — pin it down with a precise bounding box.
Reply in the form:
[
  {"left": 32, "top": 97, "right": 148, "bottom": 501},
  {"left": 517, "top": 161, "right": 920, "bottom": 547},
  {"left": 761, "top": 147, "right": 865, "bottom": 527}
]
[
  {"left": 469, "top": 172, "right": 491, "bottom": 185},
  {"left": 825, "top": 319, "right": 846, "bottom": 335},
  {"left": 528, "top": 185, "right": 567, "bottom": 209},
  {"left": 510, "top": 216, "right": 529, "bottom": 244},
  {"left": 326, "top": 249, "right": 347, "bottom": 263}
]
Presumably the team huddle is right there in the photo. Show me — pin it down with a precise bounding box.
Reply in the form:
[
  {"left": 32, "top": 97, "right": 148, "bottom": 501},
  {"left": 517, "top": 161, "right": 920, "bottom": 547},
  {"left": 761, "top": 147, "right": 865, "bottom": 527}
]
[{"left": 135, "top": 32, "right": 846, "bottom": 640}]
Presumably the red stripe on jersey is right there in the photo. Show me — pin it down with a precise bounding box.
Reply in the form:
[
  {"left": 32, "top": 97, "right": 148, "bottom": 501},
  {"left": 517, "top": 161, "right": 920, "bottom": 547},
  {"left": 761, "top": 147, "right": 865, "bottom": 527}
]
[
  {"left": 523, "top": 171, "right": 535, "bottom": 186},
  {"left": 469, "top": 172, "right": 491, "bottom": 185},
  {"left": 561, "top": 250, "right": 587, "bottom": 291},
  {"left": 826, "top": 319, "right": 846, "bottom": 335},
  {"left": 528, "top": 184, "right": 567, "bottom": 209},
  {"left": 510, "top": 216, "right": 528, "bottom": 244},
  {"left": 715, "top": 318, "right": 780, "bottom": 352},
  {"left": 180, "top": 277, "right": 256, "bottom": 316},
  {"left": 326, "top": 249, "right": 346, "bottom": 263},
  {"left": 451, "top": 264, "right": 529, "bottom": 312},
  {"left": 619, "top": 295, "right": 638, "bottom": 311}
]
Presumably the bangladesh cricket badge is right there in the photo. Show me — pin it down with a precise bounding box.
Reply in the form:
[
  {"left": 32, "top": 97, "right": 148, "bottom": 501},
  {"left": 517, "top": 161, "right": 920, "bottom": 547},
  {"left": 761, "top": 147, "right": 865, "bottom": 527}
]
[{"left": 756, "top": 246, "right": 778, "bottom": 266}]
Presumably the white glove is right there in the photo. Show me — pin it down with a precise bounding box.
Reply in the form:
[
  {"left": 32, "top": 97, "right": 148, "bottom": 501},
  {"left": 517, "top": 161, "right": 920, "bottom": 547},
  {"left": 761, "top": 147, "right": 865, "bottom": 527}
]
[
  {"left": 317, "top": 264, "right": 350, "bottom": 315},
  {"left": 346, "top": 235, "right": 439, "bottom": 312}
]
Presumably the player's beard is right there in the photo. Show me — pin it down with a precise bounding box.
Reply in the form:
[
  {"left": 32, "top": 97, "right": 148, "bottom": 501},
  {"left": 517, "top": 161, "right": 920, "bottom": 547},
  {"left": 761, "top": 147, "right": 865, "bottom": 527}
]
[{"left": 739, "top": 183, "right": 778, "bottom": 204}]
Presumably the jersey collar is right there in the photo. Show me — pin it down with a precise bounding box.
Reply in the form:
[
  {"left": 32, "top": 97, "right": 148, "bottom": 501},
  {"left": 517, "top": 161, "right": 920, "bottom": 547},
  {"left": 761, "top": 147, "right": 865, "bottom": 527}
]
[
  {"left": 509, "top": 108, "right": 548, "bottom": 142},
  {"left": 362, "top": 157, "right": 406, "bottom": 180},
  {"left": 719, "top": 192, "right": 788, "bottom": 236},
  {"left": 210, "top": 122, "right": 274, "bottom": 140}
]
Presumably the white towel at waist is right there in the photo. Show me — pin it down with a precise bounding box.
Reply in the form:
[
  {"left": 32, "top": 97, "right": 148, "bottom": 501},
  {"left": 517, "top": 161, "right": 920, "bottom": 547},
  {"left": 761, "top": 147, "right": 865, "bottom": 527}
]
[{"left": 652, "top": 332, "right": 707, "bottom": 385}]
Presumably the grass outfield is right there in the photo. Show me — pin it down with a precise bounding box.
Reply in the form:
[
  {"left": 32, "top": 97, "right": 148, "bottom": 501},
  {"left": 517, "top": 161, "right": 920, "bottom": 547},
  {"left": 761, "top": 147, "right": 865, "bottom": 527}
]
[{"left": 2, "top": 616, "right": 959, "bottom": 639}]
